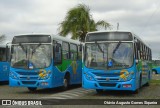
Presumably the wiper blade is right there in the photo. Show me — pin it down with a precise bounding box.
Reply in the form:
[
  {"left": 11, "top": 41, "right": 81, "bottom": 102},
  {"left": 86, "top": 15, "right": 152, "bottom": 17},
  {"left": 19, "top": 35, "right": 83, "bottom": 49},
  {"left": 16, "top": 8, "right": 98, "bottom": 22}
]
[
  {"left": 31, "top": 43, "right": 41, "bottom": 58},
  {"left": 95, "top": 41, "right": 104, "bottom": 53},
  {"left": 32, "top": 43, "right": 41, "bottom": 54},
  {"left": 19, "top": 43, "right": 27, "bottom": 58},
  {"left": 113, "top": 41, "right": 121, "bottom": 54}
]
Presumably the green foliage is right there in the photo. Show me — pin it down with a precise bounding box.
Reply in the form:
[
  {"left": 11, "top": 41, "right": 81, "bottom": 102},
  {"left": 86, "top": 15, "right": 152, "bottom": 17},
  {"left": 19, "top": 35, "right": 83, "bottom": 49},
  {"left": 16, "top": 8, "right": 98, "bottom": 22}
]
[
  {"left": 0, "top": 34, "right": 6, "bottom": 43},
  {"left": 58, "top": 4, "right": 111, "bottom": 42},
  {"left": 150, "top": 80, "right": 160, "bottom": 84}
]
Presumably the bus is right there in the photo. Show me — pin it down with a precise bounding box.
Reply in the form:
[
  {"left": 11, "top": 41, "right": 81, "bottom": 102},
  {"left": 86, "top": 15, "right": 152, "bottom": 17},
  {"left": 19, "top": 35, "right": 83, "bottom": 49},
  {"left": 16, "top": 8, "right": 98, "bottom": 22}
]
[
  {"left": 152, "top": 60, "right": 160, "bottom": 74},
  {"left": 0, "top": 44, "right": 10, "bottom": 81},
  {"left": 82, "top": 31, "right": 152, "bottom": 93},
  {"left": 9, "top": 34, "right": 82, "bottom": 91}
]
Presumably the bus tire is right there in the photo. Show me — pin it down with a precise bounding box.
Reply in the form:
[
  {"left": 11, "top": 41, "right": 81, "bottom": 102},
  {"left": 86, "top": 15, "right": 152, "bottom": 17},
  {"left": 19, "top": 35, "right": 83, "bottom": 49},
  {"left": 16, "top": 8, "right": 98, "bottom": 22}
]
[
  {"left": 28, "top": 87, "right": 37, "bottom": 92},
  {"left": 62, "top": 74, "right": 70, "bottom": 90},
  {"left": 96, "top": 89, "right": 104, "bottom": 94}
]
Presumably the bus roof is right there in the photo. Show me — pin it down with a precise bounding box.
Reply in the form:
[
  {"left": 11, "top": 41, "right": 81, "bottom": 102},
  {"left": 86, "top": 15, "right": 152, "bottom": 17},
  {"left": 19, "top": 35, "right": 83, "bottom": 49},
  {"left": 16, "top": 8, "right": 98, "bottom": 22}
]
[
  {"left": 87, "top": 30, "right": 131, "bottom": 34},
  {"left": 13, "top": 34, "right": 81, "bottom": 45},
  {"left": 87, "top": 30, "right": 149, "bottom": 48},
  {"left": 87, "top": 30, "right": 139, "bottom": 39}
]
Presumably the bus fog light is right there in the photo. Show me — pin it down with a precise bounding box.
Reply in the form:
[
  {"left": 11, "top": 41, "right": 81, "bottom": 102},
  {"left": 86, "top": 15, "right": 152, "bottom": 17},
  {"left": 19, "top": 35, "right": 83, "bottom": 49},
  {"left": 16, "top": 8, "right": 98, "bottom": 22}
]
[{"left": 123, "top": 84, "right": 132, "bottom": 88}]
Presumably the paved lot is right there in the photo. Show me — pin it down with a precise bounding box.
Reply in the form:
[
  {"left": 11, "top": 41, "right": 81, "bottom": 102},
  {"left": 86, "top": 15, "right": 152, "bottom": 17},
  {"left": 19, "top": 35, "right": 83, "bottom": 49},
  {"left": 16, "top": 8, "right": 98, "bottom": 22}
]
[
  {"left": 0, "top": 74, "right": 160, "bottom": 108},
  {"left": 152, "top": 74, "right": 160, "bottom": 80},
  {"left": 0, "top": 83, "right": 84, "bottom": 99}
]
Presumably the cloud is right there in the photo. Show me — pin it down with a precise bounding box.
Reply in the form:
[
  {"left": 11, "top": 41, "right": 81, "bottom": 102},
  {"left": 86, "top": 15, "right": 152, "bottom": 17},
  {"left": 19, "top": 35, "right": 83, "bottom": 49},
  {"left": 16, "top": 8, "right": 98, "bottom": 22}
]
[
  {"left": 0, "top": 0, "right": 77, "bottom": 35},
  {"left": 0, "top": 0, "right": 160, "bottom": 58}
]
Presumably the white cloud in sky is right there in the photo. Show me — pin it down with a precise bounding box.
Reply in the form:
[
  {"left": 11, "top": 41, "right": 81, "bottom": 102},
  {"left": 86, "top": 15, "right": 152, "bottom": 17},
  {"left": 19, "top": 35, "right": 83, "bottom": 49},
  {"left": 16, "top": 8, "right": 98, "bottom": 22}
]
[{"left": 0, "top": 0, "right": 160, "bottom": 58}]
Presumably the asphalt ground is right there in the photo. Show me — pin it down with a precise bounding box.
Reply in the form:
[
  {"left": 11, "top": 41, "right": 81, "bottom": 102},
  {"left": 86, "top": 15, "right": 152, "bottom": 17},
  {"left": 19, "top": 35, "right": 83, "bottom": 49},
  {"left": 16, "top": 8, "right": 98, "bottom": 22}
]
[{"left": 0, "top": 74, "right": 159, "bottom": 108}]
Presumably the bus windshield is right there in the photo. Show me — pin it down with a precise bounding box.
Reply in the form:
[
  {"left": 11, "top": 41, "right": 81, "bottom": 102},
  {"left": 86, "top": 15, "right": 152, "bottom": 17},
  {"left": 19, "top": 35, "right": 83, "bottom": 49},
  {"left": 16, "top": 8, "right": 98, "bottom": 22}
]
[
  {"left": 11, "top": 44, "right": 51, "bottom": 69},
  {"left": 84, "top": 42, "right": 133, "bottom": 70}
]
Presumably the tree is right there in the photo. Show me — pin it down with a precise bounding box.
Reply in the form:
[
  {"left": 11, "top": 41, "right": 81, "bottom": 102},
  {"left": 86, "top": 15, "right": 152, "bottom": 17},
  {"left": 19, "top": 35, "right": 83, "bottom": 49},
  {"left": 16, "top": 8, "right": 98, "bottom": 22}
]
[
  {"left": 0, "top": 34, "right": 6, "bottom": 43},
  {"left": 58, "top": 4, "right": 111, "bottom": 42}
]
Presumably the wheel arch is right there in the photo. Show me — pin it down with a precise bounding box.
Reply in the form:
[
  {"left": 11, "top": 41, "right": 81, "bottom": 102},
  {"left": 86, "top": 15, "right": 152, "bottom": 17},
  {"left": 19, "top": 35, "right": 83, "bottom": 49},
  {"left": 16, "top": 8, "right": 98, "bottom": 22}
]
[
  {"left": 64, "top": 71, "right": 70, "bottom": 83},
  {"left": 152, "top": 69, "right": 157, "bottom": 74}
]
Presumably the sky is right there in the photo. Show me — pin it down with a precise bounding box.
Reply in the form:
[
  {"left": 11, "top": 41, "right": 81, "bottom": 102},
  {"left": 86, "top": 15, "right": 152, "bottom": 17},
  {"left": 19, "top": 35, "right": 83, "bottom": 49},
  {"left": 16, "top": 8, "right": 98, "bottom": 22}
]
[{"left": 0, "top": 0, "right": 160, "bottom": 59}]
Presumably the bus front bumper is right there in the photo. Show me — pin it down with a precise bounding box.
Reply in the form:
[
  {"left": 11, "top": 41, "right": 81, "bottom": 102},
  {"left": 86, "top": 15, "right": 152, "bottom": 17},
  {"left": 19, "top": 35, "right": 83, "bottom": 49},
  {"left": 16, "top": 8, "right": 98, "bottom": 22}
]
[
  {"left": 9, "top": 77, "right": 52, "bottom": 88},
  {"left": 82, "top": 77, "right": 136, "bottom": 91}
]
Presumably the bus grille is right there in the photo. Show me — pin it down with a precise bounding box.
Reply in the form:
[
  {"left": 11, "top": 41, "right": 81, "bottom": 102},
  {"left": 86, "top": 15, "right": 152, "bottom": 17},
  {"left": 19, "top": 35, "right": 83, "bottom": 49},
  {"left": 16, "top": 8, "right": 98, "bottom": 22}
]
[
  {"left": 96, "top": 78, "right": 119, "bottom": 81},
  {"left": 93, "top": 73, "right": 119, "bottom": 77},
  {"left": 20, "top": 76, "right": 39, "bottom": 80},
  {"left": 21, "top": 81, "right": 36, "bottom": 85},
  {"left": 99, "top": 83, "right": 116, "bottom": 87},
  {"left": 17, "top": 72, "right": 38, "bottom": 75}
]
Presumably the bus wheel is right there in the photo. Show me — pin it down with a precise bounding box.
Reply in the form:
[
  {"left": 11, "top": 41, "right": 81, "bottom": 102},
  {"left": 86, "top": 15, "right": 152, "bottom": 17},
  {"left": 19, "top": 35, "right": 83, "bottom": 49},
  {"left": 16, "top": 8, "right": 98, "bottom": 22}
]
[
  {"left": 28, "top": 87, "right": 37, "bottom": 92},
  {"left": 62, "top": 75, "right": 70, "bottom": 90},
  {"left": 96, "top": 89, "right": 104, "bottom": 94}
]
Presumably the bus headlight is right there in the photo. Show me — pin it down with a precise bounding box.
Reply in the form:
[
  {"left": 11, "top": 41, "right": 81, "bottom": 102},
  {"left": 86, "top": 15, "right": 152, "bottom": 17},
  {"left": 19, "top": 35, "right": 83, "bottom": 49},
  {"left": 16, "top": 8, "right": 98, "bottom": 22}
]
[
  {"left": 84, "top": 72, "right": 95, "bottom": 81},
  {"left": 9, "top": 72, "right": 18, "bottom": 79}
]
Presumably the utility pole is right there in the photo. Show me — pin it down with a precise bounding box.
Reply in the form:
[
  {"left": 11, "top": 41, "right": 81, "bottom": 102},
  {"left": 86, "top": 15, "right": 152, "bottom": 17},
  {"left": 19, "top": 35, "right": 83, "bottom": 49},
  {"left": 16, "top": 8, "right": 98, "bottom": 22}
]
[{"left": 117, "top": 22, "right": 119, "bottom": 30}]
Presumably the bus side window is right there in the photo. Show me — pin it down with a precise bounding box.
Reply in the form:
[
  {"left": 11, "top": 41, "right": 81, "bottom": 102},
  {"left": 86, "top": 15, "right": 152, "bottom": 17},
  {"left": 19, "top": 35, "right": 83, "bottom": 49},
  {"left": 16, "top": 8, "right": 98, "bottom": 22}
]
[
  {"left": 62, "top": 42, "right": 69, "bottom": 59},
  {"left": 70, "top": 44, "right": 78, "bottom": 60},
  {"left": 135, "top": 41, "right": 140, "bottom": 60},
  {"left": 78, "top": 45, "right": 82, "bottom": 60},
  {"left": 144, "top": 45, "right": 146, "bottom": 60},
  {"left": 0, "top": 48, "right": 6, "bottom": 62},
  {"left": 150, "top": 49, "right": 152, "bottom": 60},
  {"left": 146, "top": 47, "right": 148, "bottom": 60},
  {"left": 134, "top": 43, "right": 137, "bottom": 59},
  {"left": 54, "top": 43, "right": 62, "bottom": 65},
  {"left": 140, "top": 43, "right": 144, "bottom": 60},
  {"left": 143, "top": 46, "right": 145, "bottom": 60}
]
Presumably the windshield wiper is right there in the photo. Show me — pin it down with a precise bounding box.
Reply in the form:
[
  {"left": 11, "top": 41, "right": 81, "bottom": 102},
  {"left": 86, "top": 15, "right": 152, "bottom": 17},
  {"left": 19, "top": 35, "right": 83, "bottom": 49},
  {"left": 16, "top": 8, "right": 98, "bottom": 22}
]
[
  {"left": 113, "top": 41, "right": 121, "bottom": 54},
  {"left": 19, "top": 43, "right": 27, "bottom": 58},
  {"left": 95, "top": 41, "right": 104, "bottom": 53},
  {"left": 32, "top": 43, "right": 41, "bottom": 54},
  {"left": 31, "top": 43, "right": 41, "bottom": 58}
]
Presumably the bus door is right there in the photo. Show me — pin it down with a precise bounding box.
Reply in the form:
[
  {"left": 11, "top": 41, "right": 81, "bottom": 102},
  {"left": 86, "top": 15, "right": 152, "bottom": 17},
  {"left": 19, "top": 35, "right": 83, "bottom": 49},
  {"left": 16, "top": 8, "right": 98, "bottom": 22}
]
[{"left": 54, "top": 42, "right": 62, "bottom": 85}]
